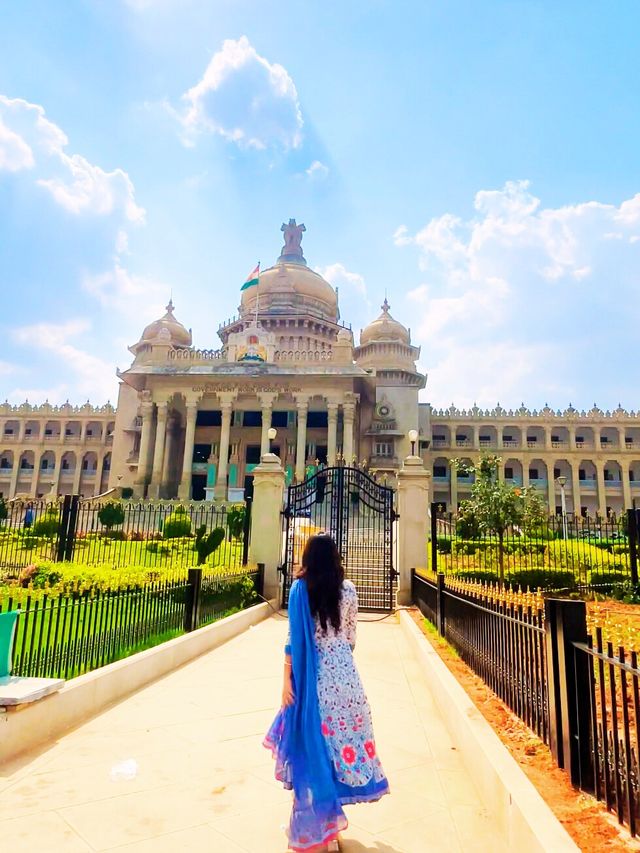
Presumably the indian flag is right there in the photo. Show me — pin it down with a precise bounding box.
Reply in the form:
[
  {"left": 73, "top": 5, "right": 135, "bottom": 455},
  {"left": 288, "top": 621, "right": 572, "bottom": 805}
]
[{"left": 241, "top": 263, "right": 260, "bottom": 291}]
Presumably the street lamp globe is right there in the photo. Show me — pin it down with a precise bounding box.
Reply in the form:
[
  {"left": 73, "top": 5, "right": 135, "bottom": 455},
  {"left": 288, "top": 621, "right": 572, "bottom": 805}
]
[{"left": 408, "top": 429, "right": 419, "bottom": 456}]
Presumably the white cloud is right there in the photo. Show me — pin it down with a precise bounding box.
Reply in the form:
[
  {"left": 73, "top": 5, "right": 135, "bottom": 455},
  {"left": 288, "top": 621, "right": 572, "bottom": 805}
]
[
  {"left": 82, "top": 262, "right": 166, "bottom": 319},
  {"left": 0, "top": 360, "right": 17, "bottom": 376},
  {"left": 179, "top": 36, "right": 303, "bottom": 151},
  {"left": 306, "top": 160, "right": 329, "bottom": 180},
  {"left": 0, "top": 95, "right": 144, "bottom": 221},
  {"left": 0, "top": 117, "right": 34, "bottom": 171},
  {"left": 317, "top": 262, "right": 367, "bottom": 296},
  {"left": 11, "top": 319, "right": 116, "bottom": 402},
  {"left": 396, "top": 180, "right": 640, "bottom": 408}
]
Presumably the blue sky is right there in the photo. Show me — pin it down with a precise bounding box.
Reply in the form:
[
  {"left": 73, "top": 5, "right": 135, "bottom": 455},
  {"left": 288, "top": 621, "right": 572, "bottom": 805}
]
[{"left": 1, "top": 0, "right": 639, "bottom": 409}]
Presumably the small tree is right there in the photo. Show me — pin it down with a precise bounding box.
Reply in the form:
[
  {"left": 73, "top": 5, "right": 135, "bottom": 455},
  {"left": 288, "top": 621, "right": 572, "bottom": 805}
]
[
  {"left": 452, "top": 454, "right": 544, "bottom": 583},
  {"left": 194, "top": 525, "right": 225, "bottom": 565},
  {"left": 97, "top": 501, "right": 125, "bottom": 533}
]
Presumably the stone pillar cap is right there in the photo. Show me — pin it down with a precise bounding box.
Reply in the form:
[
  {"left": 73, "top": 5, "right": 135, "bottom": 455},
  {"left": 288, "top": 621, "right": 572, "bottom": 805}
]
[{"left": 255, "top": 452, "right": 284, "bottom": 471}]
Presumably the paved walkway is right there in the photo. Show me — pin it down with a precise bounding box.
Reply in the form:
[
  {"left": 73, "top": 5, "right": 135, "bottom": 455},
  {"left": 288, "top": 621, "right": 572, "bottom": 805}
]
[{"left": 0, "top": 616, "right": 505, "bottom": 852}]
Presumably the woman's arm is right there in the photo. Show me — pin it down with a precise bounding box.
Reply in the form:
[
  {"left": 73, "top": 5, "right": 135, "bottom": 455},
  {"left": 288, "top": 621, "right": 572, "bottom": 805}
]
[
  {"left": 282, "top": 653, "right": 294, "bottom": 706},
  {"left": 282, "top": 621, "right": 294, "bottom": 706},
  {"left": 345, "top": 585, "right": 358, "bottom": 650}
]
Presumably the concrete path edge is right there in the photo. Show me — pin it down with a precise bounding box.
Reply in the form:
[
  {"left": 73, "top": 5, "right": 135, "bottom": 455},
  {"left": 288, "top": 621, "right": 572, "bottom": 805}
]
[
  {"left": 399, "top": 610, "right": 579, "bottom": 852},
  {"left": 0, "top": 600, "right": 273, "bottom": 766}
]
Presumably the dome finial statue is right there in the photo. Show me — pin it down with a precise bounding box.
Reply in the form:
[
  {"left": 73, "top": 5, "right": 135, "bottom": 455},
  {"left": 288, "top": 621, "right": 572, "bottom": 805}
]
[{"left": 279, "top": 218, "right": 306, "bottom": 264}]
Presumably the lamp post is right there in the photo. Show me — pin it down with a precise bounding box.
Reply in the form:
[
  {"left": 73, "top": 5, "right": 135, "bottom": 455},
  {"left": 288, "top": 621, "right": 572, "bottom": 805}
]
[
  {"left": 408, "top": 429, "right": 419, "bottom": 457},
  {"left": 267, "top": 426, "right": 277, "bottom": 455},
  {"left": 556, "top": 474, "right": 568, "bottom": 540}
]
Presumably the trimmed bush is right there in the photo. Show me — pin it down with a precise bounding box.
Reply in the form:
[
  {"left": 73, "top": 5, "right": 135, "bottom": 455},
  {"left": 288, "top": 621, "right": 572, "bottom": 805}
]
[
  {"left": 226, "top": 505, "right": 245, "bottom": 541},
  {"left": 436, "top": 536, "right": 452, "bottom": 554},
  {"left": 456, "top": 569, "right": 499, "bottom": 583},
  {"left": 98, "top": 501, "right": 125, "bottom": 531},
  {"left": 507, "top": 569, "right": 577, "bottom": 591},
  {"left": 163, "top": 507, "right": 192, "bottom": 539},
  {"left": 32, "top": 508, "right": 61, "bottom": 539},
  {"left": 589, "top": 570, "right": 629, "bottom": 588}
]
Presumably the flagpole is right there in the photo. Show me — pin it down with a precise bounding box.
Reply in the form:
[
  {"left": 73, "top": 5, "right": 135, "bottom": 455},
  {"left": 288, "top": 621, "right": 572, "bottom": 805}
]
[{"left": 254, "top": 261, "right": 260, "bottom": 326}]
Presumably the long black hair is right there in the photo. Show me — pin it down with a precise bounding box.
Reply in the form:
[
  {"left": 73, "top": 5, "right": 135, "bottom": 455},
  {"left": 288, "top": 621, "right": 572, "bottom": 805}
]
[{"left": 301, "top": 534, "right": 345, "bottom": 634}]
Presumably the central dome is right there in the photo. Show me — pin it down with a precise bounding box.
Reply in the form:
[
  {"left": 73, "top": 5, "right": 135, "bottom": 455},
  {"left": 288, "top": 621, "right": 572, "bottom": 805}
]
[{"left": 240, "top": 221, "right": 338, "bottom": 322}]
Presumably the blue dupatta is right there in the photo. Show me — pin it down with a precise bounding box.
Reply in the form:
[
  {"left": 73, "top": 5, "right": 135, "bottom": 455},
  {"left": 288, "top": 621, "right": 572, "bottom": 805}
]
[{"left": 263, "top": 579, "right": 347, "bottom": 851}]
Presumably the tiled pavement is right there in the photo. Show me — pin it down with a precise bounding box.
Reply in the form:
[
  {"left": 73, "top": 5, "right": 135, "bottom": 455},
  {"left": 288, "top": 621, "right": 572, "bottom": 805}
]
[{"left": 0, "top": 615, "right": 507, "bottom": 852}]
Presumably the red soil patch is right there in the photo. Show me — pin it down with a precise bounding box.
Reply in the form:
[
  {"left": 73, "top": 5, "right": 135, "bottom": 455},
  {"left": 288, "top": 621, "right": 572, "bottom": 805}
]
[{"left": 410, "top": 608, "right": 640, "bottom": 852}]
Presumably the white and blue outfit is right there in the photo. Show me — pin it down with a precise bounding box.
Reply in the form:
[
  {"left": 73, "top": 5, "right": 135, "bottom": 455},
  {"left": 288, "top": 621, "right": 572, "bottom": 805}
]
[{"left": 264, "top": 579, "right": 389, "bottom": 852}]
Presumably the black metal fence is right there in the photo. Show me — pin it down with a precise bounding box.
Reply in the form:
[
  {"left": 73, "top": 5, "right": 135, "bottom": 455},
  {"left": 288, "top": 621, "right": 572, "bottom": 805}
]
[
  {"left": 1, "top": 565, "right": 264, "bottom": 680},
  {"left": 0, "top": 496, "right": 251, "bottom": 575},
  {"left": 413, "top": 571, "right": 548, "bottom": 742},
  {"left": 429, "top": 504, "right": 639, "bottom": 590},
  {"left": 412, "top": 569, "right": 640, "bottom": 838},
  {"left": 572, "top": 627, "right": 640, "bottom": 834}
]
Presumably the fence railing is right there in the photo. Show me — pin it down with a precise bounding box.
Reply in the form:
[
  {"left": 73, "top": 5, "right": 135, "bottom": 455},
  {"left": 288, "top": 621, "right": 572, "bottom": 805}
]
[
  {"left": 1, "top": 565, "right": 264, "bottom": 680},
  {"left": 412, "top": 571, "right": 548, "bottom": 742},
  {"left": 0, "top": 496, "right": 251, "bottom": 574},
  {"left": 429, "top": 504, "right": 639, "bottom": 590},
  {"left": 573, "top": 628, "right": 640, "bottom": 835},
  {"left": 412, "top": 569, "right": 640, "bottom": 838}
]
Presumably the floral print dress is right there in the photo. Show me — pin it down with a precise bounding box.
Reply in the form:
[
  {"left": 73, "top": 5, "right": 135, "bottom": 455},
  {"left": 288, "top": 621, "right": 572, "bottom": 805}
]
[{"left": 286, "top": 580, "right": 389, "bottom": 803}]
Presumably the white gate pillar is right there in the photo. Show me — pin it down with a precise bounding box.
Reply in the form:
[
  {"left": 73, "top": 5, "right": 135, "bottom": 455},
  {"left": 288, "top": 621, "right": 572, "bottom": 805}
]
[
  {"left": 249, "top": 452, "right": 286, "bottom": 603},
  {"left": 396, "top": 454, "right": 431, "bottom": 605}
]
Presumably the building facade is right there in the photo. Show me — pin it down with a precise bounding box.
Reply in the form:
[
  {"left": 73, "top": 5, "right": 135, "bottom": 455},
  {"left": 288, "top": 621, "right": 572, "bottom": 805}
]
[{"left": 1, "top": 221, "right": 639, "bottom": 513}]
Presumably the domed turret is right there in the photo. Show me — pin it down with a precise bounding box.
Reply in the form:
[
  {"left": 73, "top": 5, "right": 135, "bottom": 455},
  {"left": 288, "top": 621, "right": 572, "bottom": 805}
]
[
  {"left": 130, "top": 300, "right": 192, "bottom": 356},
  {"left": 360, "top": 299, "right": 410, "bottom": 345}
]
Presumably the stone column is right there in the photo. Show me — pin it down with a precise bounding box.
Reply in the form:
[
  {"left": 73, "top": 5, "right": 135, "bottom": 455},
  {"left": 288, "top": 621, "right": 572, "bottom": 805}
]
[
  {"left": 30, "top": 455, "right": 41, "bottom": 498},
  {"left": 544, "top": 427, "right": 552, "bottom": 451},
  {"left": 327, "top": 401, "right": 339, "bottom": 466},
  {"left": 596, "top": 461, "right": 607, "bottom": 517},
  {"left": 571, "top": 463, "right": 582, "bottom": 516},
  {"left": 72, "top": 453, "right": 83, "bottom": 495},
  {"left": 472, "top": 424, "right": 480, "bottom": 448},
  {"left": 547, "top": 462, "right": 555, "bottom": 514},
  {"left": 343, "top": 401, "right": 356, "bottom": 466},
  {"left": 497, "top": 426, "right": 504, "bottom": 449},
  {"left": 450, "top": 461, "right": 458, "bottom": 512},
  {"left": 497, "top": 459, "right": 505, "bottom": 482},
  {"left": 295, "top": 396, "right": 309, "bottom": 480},
  {"left": 396, "top": 455, "right": 431, "bottom": 605},
  {"left": 51, "top": 450, "right": 62, "bottom": 498},
  {"left": 259, "top": 393, "right": 277, "bottom": 458},
  {"left": 9, "top": 455, "right": 20, "bottom": 498},
  {"left": 522, "top": 458, "right": 530, "bottom": 489},
  {"left": 568, "top": 425, "right": 576, "bottom": 450},
  {"left": 134, "top": 400, "right": 154, "bottom": 497},
  {"left": 148, "top": 401, "right": 169, "bottom": 499},
  {"left": 623, "top": 462, "right": 632, "bottom": 510},
  {"left": 249, "top": 453, "right": 286, "bottom": 602},
  {"left": 179, "top": 399, "right": 199, "bottom": 500},
  {"left": 215, "top": 397, "right": 235, "bottom": 499}
]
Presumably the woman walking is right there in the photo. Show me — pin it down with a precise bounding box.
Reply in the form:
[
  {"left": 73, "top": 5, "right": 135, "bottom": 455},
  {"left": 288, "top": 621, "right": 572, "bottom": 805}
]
[{"left": 264, "top": 534, "right": 389, "bottom": 852}]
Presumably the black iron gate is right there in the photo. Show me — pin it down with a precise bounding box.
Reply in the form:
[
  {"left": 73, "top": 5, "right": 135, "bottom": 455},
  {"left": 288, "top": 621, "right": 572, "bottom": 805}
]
[{"left": 279, "top": 466, "right": 397, "bottom": 611}]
